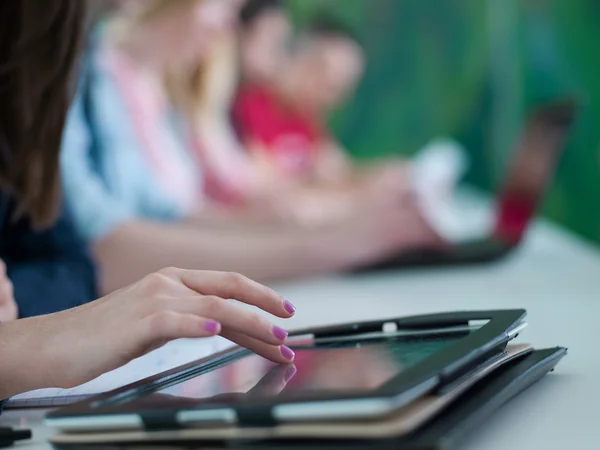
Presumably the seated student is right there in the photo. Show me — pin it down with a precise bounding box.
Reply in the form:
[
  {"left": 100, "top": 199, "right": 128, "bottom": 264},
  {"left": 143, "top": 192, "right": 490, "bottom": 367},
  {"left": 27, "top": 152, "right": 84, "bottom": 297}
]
[
  {"left": 168, "top": 29, "right": 256, "bottom": 207},
  {"left": 0, "top": 0, "right": 297, "bottom": 400},
  {"left": 233, "top": 12, "right": 411, "bottom": 216},
  {"left": 179, "top": 0, "right": 294, "bottom": 206},
  {"left": 179, "top": 1, "right": 415, "bottom": 227},
  {"left": 61, "top": 0, "right": 439, "bottom": 295}
]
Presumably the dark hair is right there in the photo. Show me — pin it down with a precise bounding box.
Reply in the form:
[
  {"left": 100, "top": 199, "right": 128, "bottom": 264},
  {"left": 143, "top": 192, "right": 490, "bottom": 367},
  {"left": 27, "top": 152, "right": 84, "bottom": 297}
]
[
  {"left": 239, "top": 0, "right": 284, "bottom": 28},
  {"left": 305, "top": 14, "right": 362, "bottom": 47},
  {"left": 0, "top": 0, "right": 86, "bottom": 228}
]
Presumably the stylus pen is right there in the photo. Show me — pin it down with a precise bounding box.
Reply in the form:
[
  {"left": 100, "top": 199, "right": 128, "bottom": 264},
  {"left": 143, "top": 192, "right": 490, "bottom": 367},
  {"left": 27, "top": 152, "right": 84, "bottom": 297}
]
[
  {"left": 0, "top": 427, "right": 32, "bottom": 448},
  {"left": 294, "top": 314, "right": 476, "bottom": 340}
]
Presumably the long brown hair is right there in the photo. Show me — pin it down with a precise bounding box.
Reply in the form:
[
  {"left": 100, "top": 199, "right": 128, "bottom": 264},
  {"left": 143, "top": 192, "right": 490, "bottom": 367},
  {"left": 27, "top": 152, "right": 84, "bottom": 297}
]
[{"left": 0, "top": 0, "right": 86, "bottom": 228}]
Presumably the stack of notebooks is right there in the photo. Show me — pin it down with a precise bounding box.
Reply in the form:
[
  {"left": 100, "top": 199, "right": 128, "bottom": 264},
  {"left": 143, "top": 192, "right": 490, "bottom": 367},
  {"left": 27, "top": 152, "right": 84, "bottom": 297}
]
[{"left": 46, "top": 310, "right": 565, "bottom": 450}]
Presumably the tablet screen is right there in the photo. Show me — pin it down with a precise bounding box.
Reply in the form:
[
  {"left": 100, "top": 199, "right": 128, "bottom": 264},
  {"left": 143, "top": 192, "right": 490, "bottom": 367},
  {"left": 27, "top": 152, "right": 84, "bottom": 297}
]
[{"left": 102, "top": 334, "right": 464, "bottom": 407}]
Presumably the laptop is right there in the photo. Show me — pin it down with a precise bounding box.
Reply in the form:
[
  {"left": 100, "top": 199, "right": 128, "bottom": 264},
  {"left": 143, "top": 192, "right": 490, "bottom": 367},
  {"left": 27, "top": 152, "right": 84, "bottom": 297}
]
[{"left": 357, "top": 98, "right": 578, "bottom": 271}]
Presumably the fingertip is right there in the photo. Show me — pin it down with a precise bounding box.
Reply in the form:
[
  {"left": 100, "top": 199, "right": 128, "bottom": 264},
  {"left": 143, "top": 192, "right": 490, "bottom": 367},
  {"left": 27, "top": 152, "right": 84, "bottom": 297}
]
[
  {"left": 283, "top": 299, "right": 296, "bottom": 316},
  {"left": 272, "top": 326, "right": 289, "bottom": 342},
  {"left": 280, "top": 345, "right": 295, "bottom": 362},
  {"left": 203, "top": 320, "right": 222, "bottom": 335}
]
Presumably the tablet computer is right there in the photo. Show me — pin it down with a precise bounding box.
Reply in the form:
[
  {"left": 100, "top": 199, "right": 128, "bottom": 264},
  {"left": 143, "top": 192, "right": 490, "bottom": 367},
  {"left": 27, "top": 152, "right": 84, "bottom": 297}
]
[
  {"left": 46, "top": 310, "right": 526, "bottom": 433},
  {"left": 49, "top": 347, "right": 566, "bottom": 450},
  {"left": 48, "top": 344, "right": 534, "bottom": 446}
]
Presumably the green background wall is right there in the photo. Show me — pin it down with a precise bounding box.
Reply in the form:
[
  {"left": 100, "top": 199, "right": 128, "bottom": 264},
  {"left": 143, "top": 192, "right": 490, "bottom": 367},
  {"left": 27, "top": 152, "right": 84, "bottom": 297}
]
[{"left": 287, "top": 0, "right": 600, "bottom": 246}]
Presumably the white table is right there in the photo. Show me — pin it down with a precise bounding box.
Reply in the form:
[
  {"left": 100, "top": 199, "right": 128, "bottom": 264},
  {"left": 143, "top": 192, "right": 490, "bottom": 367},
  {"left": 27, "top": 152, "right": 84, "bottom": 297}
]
[
  {"left": 272, "top": 220, "right": 600, "bottom": 450},
  {"left": 2, "top": 212, "right": 600, "bottom": 449}
]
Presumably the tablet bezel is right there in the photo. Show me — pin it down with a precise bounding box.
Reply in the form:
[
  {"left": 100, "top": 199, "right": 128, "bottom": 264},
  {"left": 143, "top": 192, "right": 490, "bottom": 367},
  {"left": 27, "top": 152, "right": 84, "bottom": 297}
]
[{"left": 46, "top": 310, "right": 526, "bottom": 430}]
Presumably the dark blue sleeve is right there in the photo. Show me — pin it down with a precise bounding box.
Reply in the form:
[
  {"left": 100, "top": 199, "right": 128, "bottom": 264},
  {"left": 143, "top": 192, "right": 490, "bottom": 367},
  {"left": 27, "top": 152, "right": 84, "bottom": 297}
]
[{"left": 2, "top": 202, "right": 98, "bottom": 318}]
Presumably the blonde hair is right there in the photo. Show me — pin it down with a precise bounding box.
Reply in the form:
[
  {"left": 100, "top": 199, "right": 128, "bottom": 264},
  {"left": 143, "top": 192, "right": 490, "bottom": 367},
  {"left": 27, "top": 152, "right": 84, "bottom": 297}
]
[
  {"left": 134, "top": 0, "right": 200, "bottom": 26},
  {"left": 107, "top": 0, "right": 238, "bottom": 130},
  {"left": 108, "top": 0, "right": 201, "bottom": 54},
  {"left": 167, "top": 33, "right": 239, "bottom": 119},
  {"left": 108, "top": 0, "right": 235, "bottom": 117}
]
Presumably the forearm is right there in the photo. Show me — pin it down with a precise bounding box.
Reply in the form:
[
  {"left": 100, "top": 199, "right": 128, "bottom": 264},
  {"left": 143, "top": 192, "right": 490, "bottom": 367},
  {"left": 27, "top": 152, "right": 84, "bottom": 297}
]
[
  {"left": 93, "top": 220, "right": 350, "bottom": 294},
  {"left": 186, "top": 205, "right": 294, "bottom": 231},
  {"left": 0, "top": 317, "right": 56, "bottom": 398}
]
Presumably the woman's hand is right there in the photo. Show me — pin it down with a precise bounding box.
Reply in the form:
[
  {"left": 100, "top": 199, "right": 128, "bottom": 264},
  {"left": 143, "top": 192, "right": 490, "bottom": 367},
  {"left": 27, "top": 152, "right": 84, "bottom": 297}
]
[
  {"left": 0, "top": 260, "right": 18, "bottom": 322},
  {"left": 0, "top": 268, "right": 296, "bottom": 399}
]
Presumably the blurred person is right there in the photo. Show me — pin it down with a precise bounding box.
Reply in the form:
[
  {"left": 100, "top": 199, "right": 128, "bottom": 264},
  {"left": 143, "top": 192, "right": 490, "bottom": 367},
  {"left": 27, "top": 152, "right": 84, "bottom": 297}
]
[
  {"left": 169, "top": 0, "right": 293, "bottom": 207},
  {"left": 181, "top": 4, "right": 416, "bottom": 228},
  {"left": 168, "top": 28, "right": 254, "bottom": 207},
  {"left": 61, "top": 0, "right": 440, "bottom": 295},
  {"left": 0, "top": 0, "right": 297, "bottom": 400},
  {"left": 233, "top": 15, "right": 411, "bottom": 211},
  {"left": 178, "top": 0, "right": 294, "bottom": 206}
]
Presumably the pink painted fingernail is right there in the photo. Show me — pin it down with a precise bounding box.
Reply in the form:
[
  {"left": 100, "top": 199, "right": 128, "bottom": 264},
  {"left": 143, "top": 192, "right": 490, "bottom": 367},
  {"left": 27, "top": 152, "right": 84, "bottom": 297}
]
[
  {"left": 281, "top": 345, "right": 295, "bottom": 361},
  {"left": 284, "top": 365, "right": 297, "bottom": 383},
  {"left": 204, "top": 320, "right": 221, "bottom": 334},
  {"left": 284, "top": 300, "right": 296, "bottom": 315},
  {"left": 272, "top": 326, "right": 289, "bottom": 341}
]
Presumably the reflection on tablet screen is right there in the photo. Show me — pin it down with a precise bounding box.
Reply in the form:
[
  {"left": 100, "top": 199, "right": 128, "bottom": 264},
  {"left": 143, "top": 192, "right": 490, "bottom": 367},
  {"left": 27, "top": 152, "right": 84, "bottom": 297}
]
[{"left": 107, "top": 336, "right": 462, "bottom": 407}]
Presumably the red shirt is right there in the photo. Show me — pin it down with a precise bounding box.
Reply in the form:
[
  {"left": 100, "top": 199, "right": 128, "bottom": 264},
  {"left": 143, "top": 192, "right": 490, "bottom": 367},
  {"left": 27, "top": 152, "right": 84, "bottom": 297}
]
[{"left": 233, "top": 84, "right": 324, "bottom": 177}]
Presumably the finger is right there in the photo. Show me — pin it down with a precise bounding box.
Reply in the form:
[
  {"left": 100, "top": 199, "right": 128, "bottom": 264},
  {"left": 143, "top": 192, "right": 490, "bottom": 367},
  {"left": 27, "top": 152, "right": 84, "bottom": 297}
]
[
  {"left": 140, "top": 312, "right": 222, "bottom": 347},
  {"left": 221, "top": 330, "right": 295, "bottom": 365},
  {"left": 247, "top": 364, "right": 297, "bottom": 397},
  {"left": 175, "top": 296, "right": 290, "bottom": 346},
  {"left": 173, "top": 269, "right": 296, "bottom": 318},
  {"left": 0, "top": 260, "right": 6, "bottom": 277}
]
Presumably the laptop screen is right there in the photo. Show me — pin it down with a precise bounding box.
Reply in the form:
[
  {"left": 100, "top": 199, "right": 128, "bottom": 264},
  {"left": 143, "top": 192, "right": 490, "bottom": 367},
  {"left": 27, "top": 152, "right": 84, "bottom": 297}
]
[{"left": 494, "top": 99, "right": 577, "bottom": 243}]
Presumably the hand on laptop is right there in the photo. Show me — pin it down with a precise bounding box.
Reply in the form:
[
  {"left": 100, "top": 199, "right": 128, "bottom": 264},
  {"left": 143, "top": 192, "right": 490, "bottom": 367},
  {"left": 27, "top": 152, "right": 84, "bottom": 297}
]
[
  {"left": 328, "top": 193, "right": 446, "bottom": 267},
  {"left": 0, "top": 269, "right": 296, "bottom": 399}
]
